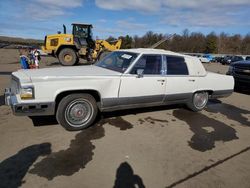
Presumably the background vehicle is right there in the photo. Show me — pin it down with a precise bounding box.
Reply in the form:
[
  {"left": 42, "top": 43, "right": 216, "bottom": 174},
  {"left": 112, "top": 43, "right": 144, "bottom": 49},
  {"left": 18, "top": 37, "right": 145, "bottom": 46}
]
[
  {"left": 198, "top": 54, "right": 213, "bottom": 63},
  {"left": 198, "top": 55, "right": 210, "bottom": 63},
  {"left": 245, "top": 56, "right": 250, "bottom": 61},
  {"left": 211, "top": 56, "right": 224, "bottom": 63},
  {"left": 227, "top": 60, "right": 250, "bottom": 90},
  {"left": 203, "top": 54, "right": 213, "bottom": 62},
  {"left": 221, "top": 55, "right": 244, "bottom": 65},
  {"left": 42, "top": 23, "right": 122, "bottom": 66}
]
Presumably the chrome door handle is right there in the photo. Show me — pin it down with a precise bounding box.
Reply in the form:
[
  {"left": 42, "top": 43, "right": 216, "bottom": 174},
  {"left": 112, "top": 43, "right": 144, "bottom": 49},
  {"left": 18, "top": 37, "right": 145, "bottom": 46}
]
[
  {"left": 157, "top": 79, "right": 165, "bottom": 82},
  {"left": 188, "top": 79, "right": 195, "bottom": 82}
]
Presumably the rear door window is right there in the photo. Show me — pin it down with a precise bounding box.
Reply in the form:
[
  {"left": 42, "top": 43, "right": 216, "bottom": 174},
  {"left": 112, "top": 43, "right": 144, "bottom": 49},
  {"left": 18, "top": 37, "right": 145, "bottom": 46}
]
[{"left": 166, "top": 56, "right": 189, "bottom": 75}]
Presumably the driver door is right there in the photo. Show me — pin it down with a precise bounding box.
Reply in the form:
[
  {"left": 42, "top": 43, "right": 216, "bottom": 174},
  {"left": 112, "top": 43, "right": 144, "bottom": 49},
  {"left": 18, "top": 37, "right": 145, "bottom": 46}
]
[{"left": 118, "top": 54, "right": 166, "bottom": 106}]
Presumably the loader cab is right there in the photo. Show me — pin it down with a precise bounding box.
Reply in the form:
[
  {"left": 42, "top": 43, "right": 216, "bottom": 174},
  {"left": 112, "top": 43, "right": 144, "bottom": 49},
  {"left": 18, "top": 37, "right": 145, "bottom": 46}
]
[{"left": 72, "top": 23, "right": 95, "bottom": 49}]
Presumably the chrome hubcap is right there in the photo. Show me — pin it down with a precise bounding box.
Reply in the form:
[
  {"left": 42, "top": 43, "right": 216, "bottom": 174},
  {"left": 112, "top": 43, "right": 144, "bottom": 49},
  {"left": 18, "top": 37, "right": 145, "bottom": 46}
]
[
  {"left": 65, "top": 99, "right": 93, "bottom": 127},
  {"left": 194, "top": 92, "right": 208, "bottom": 109}
]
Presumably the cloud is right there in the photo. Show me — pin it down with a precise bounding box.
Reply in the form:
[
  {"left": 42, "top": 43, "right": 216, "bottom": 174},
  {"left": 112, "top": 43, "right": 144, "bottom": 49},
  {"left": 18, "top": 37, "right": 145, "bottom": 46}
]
[
  {"left": 36, "top": 0, "right": 83, "bottom": 8},
  {"left": 95, "top": 0, "right": 161, "bottom": 12},
  {"left": 116, "top": 20, "right": 146, "bottom": 30},
  {"left": 22, "top": 0, "right": 84, "bottom": 20},
  {"left": 26, "top": 4, "right": 65, "bottom": 20},
  {"left": 95, "top": 0, "right": 250, "bottom": 10},
  {"left": 97, "top": 19, "right": 108, "bottom": 23},
  {"left": 95, "top": 0, "right": 250, "bottom": 27}
]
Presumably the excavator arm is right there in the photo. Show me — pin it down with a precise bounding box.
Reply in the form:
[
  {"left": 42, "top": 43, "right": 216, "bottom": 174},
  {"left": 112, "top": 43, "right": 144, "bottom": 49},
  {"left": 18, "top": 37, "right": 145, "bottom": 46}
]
[{"left": 95, "top": 39, "right": 122, "bottom": 51}]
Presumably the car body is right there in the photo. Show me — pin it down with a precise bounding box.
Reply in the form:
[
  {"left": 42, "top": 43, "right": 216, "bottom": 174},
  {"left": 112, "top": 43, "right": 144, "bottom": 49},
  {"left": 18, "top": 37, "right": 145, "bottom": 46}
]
[
  {"left": 5, "top": 48, "right": 234, "bottom": 131},
  {"left": 221, "top": 55, "right": 244, "bottom": 65},
  {"left": 227, "top": 60, "right": 250, "bottom": 89}
]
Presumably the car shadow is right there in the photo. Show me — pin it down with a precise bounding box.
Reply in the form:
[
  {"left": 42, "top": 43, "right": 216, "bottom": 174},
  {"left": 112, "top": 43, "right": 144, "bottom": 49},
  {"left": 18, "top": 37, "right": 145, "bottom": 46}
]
[
  {"left": 29, "top": 116, "right": 59, "bottom": 127},
  {"left": 28, "top": 104, "right": 182, "bottom": 128},
  {"left": 206, "top": 101, "right": 250, "bottom": 127},
  {"left": 29, "top": 116, "right": 134, "bottom": 180},
  {"left": 0, "top": 143, "right": 51, "bottom": 188},
  {"left": 113, "top": 162, "right": 145, "bottom": 188}
]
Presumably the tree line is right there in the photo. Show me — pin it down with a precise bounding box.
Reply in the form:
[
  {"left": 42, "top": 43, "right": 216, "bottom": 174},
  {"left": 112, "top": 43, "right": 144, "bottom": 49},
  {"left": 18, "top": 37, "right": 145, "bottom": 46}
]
[{"left": 106, "top": 29, "right": 250, "bottom": 55}]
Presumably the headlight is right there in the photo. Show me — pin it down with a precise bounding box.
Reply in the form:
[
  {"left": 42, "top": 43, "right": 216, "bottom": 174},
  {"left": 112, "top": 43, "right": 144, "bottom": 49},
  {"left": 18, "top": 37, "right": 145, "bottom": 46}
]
[
  {"left": 20, "top": 87, "right": 34, "bottom": 100},
  {"left": 64, "top": 37, "right": 71, "bottom": 42}
]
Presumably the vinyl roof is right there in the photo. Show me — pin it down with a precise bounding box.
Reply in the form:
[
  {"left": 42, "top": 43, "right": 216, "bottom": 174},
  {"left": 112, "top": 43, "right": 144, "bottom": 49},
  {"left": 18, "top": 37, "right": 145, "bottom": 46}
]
[{"left": 118, "top": 48, "right": 186, "bottom": 56}]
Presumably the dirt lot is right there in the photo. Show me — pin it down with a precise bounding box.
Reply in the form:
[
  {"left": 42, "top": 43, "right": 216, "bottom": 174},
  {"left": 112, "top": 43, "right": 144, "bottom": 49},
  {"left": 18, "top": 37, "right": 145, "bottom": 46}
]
[{"left": 0, "top": 49, "right": 250, "bottom": 188}]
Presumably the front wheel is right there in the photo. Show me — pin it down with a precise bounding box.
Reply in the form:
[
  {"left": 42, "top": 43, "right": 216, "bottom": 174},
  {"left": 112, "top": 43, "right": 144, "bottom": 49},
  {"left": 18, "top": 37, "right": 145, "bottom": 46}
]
[
  {"left": 56, "top": 94, "right": 98, "bottom": 131},
  {"left": 187, "top": 91, "right": 209, "bottom": 112},
  {"left": 58, "top": 48, "right": 78, "bottom": 66}
]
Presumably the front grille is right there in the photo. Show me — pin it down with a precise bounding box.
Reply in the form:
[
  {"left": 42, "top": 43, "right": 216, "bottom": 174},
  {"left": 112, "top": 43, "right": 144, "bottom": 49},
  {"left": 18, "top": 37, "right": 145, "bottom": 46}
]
[{"left": 11, "top": 75, "right": 20, "bottom": 94}]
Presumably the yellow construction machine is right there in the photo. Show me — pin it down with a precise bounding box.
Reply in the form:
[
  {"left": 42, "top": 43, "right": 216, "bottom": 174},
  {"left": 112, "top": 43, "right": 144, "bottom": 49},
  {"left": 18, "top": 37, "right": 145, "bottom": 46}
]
[{"left": 42, "top": 23, "right": 122, "bottom": 65}]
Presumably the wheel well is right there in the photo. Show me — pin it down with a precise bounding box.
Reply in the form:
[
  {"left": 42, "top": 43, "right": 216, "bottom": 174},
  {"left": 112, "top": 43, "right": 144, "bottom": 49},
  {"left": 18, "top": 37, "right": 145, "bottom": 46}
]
[
  {"left": 194, "top": 90, "right": 213, "bottom": 96},
  {"left": 207, "top": 90, "right": 213, "bottom": 96},
  {"left": 56, "top": 45, "right": 77, "bottom": 57},
  {"left": 55, "top": 90, "right": 101, "bottom": 111}
]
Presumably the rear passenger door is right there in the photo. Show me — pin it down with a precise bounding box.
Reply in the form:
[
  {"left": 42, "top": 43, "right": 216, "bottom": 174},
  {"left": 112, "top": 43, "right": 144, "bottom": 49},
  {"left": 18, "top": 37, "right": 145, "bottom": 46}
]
[{"left": 164, "top": 55, "right": 194, "bottom": 103}]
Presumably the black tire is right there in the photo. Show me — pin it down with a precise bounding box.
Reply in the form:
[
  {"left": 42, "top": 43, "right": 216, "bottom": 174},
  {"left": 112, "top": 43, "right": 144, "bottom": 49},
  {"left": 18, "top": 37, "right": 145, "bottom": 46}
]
[
  {"left": 97, "top": 51, "right": 110, "bottom": 61},
  {"left": 187, "top": 91, "right": 209, "bottom": 112},
  {"left": 58, "top": 48, "right": 78, "bottom": 66},
  {"left": 56, "top": 94, "right": 98, "bottom": 131}
]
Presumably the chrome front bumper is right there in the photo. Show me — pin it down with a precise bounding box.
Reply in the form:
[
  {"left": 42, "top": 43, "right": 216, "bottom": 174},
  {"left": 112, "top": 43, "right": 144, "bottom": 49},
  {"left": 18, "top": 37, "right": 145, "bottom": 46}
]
[
  {"left": 4, "top": 88, "right": 12, "bottom": 106},
  {"left": 4, "top": 88, "right": 55, "bottom": 116}
]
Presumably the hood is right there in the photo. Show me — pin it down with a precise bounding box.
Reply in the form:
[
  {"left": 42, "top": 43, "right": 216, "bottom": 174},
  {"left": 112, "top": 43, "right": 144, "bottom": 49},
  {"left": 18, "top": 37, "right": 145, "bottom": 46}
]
[
  {"left": 20, "top": 65, "right": 121, "bottom": 82},
  {"left": 12, "top": 70, "right": 32, "bottom": 83},
  {"left": 232, "top": 61, "right": 250, "bottom": 69}
]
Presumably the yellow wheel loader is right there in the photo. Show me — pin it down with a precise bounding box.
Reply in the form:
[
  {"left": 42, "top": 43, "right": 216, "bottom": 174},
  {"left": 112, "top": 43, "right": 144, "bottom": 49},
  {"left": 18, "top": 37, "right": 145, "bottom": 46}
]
[{"left": 41, "top": 23, "right": 122, "bottom": 66}]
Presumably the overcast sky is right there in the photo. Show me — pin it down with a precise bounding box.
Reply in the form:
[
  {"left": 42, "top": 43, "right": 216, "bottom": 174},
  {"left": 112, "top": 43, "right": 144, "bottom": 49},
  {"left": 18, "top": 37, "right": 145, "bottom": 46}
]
[{"left": 0, "top": 0, "right": 249, "bottom": 39}]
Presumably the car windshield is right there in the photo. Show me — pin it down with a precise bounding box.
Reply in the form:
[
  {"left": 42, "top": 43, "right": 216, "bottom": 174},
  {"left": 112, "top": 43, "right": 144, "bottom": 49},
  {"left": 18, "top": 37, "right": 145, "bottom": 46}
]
[{"left": 95, "top": 51, "right": 138, "bottom": 73}]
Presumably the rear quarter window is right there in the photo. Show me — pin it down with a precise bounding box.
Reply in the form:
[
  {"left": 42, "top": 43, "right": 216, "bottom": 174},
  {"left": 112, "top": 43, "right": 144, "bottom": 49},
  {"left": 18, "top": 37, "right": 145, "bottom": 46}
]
[{"left": 166, "top": 56, "right": 189, "bottom": 75}]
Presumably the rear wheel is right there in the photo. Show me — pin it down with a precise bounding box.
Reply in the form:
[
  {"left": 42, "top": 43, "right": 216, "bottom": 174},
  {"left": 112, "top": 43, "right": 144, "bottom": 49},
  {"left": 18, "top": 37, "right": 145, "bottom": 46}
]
[
  {"left": 56, "top": 94, "right": 98, "bottom": 131},
  {"left": 58, "top": 48, "right": 78, "bottom": 66},
  {"left": 187, "top": 91, "right": 209, "bottom": 112}
]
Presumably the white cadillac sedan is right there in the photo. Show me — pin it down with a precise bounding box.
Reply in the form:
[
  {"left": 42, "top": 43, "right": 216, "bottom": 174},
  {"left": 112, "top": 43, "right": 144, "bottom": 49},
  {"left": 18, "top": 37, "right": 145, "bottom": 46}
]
[{"left": 5, "top": 48, "right": 234, "bottom": 131}]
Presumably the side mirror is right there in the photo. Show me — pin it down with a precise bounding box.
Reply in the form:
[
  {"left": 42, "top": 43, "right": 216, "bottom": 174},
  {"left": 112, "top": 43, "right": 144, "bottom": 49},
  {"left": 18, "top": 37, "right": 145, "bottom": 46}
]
[{"left": 137, "top": 69, "right": 144, "bottom": 78}]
